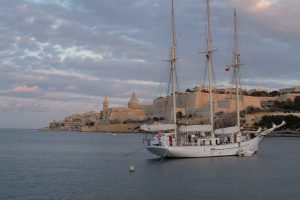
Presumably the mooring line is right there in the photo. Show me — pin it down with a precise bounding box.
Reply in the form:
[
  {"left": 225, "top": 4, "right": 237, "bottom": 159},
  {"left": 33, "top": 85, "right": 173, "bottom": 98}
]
[{"left": 159, "top": 150, "right": 168, "bottom": 164}]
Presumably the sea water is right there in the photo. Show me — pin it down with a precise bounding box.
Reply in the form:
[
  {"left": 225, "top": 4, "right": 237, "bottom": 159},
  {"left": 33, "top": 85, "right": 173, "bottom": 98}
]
[{"left": 0, "top": 129, "right": 300, "bottom": 200}]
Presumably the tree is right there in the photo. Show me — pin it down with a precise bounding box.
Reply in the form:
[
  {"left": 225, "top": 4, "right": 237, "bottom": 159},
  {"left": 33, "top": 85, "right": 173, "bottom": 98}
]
[
  {"left": 176, "top": 111, "right": 183, "bottom": 118},
  {"left": 282, "top": 98, "right": 294, "bottom": 110},
  {"left": 258, "top": 115, "right": 300, "bottom": 130},
  {"left": 250, "top": 91, "right": 269, "bottom": 97},
  {"left": 269, "top": 90, "right": 280, "bottom": 97},
  {"left": 153, "top": 117, "right": 159, "bottom": 121},
  {"left": 243, "top": 91, "right": 249, "bottom": 96},
  {"left": 294, "top": 96, "right": 300, "bottom": 110},
  {"left": 274, "top": 99, "right": 295, "bottom": 111}
]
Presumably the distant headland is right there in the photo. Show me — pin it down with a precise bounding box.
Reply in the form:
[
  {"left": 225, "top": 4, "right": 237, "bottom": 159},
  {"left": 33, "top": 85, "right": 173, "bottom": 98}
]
[{"left": 40, "top": 86, "right": 300, "bottom": 133}]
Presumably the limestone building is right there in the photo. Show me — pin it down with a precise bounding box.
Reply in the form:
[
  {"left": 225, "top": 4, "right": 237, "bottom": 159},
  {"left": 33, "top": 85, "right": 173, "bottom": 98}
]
[
  {"left": 101, "top": 92, "right": 147, "bottom": 124},
  {"left": 99, "top": 88, "right": 267, "bottom": 124},
  {"left": 279, "top": 86, "right": 300, "bottom": 94},
  {"left": 143, "top": 90, "right": 263, "bottom": 121},
  {"left": 46, "top": 85, "right": 300, "bottom": 131}
]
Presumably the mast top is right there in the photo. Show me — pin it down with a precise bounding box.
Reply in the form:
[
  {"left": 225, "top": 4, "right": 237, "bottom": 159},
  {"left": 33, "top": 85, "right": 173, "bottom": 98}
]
[
  {"left": 169, "top": 0, "right": 177, "bottom": 125},
  {"left": 172, "top": 0, "right": 176, "bottom": 48},
  {"left": 234, "top": 8, "right": 239, "bottom": 57},
  {"left": 170, "top": 0, "right": 177, "bottom": 63}
]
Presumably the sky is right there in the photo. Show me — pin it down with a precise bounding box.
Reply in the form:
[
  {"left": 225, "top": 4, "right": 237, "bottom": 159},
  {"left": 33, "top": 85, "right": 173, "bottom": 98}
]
[{"left": 0, "top": 0, "right": 299, "bottom": 128}]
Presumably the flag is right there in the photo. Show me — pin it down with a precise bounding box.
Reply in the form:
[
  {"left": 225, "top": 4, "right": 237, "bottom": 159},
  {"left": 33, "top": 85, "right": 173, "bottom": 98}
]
[{"left": 225, "top": 66, "right": 230, "bottom": 72}]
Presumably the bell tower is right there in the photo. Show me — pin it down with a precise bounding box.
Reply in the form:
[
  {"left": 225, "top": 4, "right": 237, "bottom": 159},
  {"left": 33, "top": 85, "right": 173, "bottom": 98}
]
[
  {"left": 103, "top": 96, "right": 109, "bottom": 110},
  {"left": 102, "top": 97, "right": 109, "bottom": 122}
]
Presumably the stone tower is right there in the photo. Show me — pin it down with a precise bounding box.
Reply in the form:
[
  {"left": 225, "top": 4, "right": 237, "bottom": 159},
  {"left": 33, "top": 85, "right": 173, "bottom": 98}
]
[{"left": 102, "top": 96, "right": 109, "bottom": 121}]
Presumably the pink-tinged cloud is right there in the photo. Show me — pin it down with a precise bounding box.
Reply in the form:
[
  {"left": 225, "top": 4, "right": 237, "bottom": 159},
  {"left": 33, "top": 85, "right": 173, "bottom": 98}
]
[
  {"left": 121, "top": 91, "right": 137, "bottom": 98},
  {"left": 111, "top": 83, "right": 122, "bottom": 89},
  {"left": 13, "top": 85, "right": 40, "bottom": 94},
  {"left": 255, "top": 0, "right": 272, "bottom": 10},
  {"left": 228, "top": 0, "right": 300, "bottom": 42}
]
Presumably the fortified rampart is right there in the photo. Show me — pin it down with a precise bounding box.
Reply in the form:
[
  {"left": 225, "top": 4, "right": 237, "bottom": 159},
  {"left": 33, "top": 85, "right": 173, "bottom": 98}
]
[{"left": 43, "top": 86, "right": 300, "bottom": 132}]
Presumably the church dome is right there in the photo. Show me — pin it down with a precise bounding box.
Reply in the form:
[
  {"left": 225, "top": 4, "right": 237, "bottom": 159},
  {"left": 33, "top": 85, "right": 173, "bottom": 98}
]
[{"left": 128, "top": 92, "right": 140, "bottom": 109}]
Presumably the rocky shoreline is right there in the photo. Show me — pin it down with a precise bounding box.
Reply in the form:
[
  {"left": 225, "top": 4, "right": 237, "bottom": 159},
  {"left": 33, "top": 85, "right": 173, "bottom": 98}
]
[
  {"left": 40, "top": 123, "right": 300, "bottom": 137},
  {"left": 40, "top": 123, "right": 142, "bottom": 133}
]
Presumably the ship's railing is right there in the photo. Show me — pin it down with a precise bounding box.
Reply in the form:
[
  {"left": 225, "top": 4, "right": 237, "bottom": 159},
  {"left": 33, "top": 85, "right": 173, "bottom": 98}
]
[{"left": 175, "top": 140, "right": 232, "bottom": 147}]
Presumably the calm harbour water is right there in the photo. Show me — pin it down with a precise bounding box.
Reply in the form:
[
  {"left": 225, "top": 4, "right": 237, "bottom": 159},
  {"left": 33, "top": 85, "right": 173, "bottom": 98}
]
[{"left": 0, "top": 129, "right": 300, "bottom": 200}]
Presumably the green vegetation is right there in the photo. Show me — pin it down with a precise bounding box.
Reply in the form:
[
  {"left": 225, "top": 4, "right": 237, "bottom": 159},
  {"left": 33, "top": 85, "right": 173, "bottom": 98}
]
[
  {"left": 250, "top": 91, "right": 269, "bottom": 97},
  {"left": 185, "top": 88, "right": 193, "bottom": 93},
  {"left": 249, "top": 90, "right": 299, "bottom": 97},
  {"left": 273, "top": 96, "right": 300, "bottom": 111},
  {"left": 255, "top": 115, "right": 300, "bottom": 130},
  {"left": 294, "top": 96, "right": 300, "bottom": 110}
]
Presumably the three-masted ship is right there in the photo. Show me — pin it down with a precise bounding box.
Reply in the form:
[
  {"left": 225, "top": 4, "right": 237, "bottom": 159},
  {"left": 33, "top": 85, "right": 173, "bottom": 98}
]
[{"left": 141, "top": 0, "right": 285, "bottom": 158}]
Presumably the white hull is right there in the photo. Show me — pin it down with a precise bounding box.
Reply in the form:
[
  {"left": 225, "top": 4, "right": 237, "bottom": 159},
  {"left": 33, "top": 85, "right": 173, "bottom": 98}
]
[{"left": 147, "top": 136, "right": 262, "bottom": 158}]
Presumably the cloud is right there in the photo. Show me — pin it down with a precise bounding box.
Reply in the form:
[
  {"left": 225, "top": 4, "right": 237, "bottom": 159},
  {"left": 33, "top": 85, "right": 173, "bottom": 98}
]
[
  {"left": 111, "top": 83, "right": 122, "bottom": 89},
  {"left": 0, "top": 96, "right": 46, "bottom": 113},
  {"left": 32, "top": 69, "right": 99, "bottom": 81},
  {"left": 0, "top": 0, "right": 300, "bottom": 128},
  {"left": 54, "top": 45, "right": 104, "bottom": 62},
  {"left": 242, "top": 78, "right": 300, "bottom": 90},
  {"left": 125, "top": 79, "right": 162, "bottom": 86},
  {"left": 255, "top": 0, "right": 272, "bottom": 10},
  {"left": 13, "top": 85, "right": 40, "bottom": 93},
  {"left": 65, "top": 85, "right": 77, "bottom": 91},
  {"left": 16, "top": 4, "right": 29, "bottom": 13}
]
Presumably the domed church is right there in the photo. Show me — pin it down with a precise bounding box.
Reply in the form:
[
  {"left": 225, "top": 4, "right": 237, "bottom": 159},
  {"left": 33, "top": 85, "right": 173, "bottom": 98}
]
[
  {"left": 128, "top": 92, "right": 141, "bottom": 110},
  {"left": 100, "top": 92, "right": 147, "bottom": 123}
]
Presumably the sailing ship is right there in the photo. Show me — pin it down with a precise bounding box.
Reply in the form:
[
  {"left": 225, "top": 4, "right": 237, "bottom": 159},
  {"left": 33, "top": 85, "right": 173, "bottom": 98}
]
[{"left": 141, "top": 0, "right": 285, "bottom": 158}]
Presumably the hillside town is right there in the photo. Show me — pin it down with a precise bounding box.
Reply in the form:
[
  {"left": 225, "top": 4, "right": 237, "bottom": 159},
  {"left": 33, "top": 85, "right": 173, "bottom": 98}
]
[{"left": 42, "top": 86, "right": 300, "bottom": 133}]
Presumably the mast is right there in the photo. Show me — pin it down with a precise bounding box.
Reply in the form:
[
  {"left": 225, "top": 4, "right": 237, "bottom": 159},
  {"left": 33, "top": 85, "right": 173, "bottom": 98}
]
[
  {"left": 170, "top": 0, "right": 177, "bottom": 134},
  {"left": 206, "top": 0, "right": 214, "bottom": 137},
  {"left": 233, "top": 8, "right": 240, "bottom": 128}
]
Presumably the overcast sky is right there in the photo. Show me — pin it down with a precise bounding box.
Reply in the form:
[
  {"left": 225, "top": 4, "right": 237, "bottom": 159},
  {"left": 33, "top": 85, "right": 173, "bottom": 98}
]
[{"left": 0, "top": 0, "right": 299, "bottom": 128}]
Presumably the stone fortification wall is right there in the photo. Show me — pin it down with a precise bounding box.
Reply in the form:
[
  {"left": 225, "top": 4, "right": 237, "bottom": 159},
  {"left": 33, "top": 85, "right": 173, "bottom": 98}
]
[
  {"left": 44, "top": 90, "right": 300, "bottom": 133},
  {"left": 149, "top": 92, "right": 263, "bottom": 118},
  {"left": 109, "top": 108, "right": 146, "bottom": 123}
]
